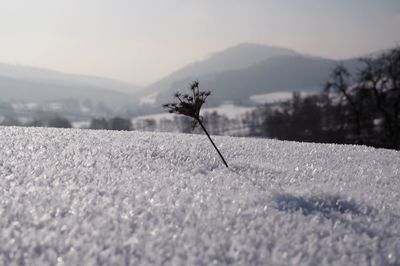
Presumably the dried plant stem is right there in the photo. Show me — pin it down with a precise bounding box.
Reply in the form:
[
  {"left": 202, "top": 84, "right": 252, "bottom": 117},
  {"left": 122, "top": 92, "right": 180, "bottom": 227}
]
[
  {"left": 163, "top": 81, "right": 229, "bottom": 167},
  {"left": 197, "top": 118, "right": 229, "bottom": 168}
]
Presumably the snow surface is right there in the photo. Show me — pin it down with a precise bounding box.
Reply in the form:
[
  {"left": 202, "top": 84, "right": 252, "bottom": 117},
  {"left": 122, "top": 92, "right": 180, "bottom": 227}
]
[
  {"left": 0, "top": 126, "right": 399, "bottom": 265},
  {"left": 139, "top": 93, "right": 158, "bottom": 106},
  {"left": 250, "top": 91, "right": 317, "bottom": 104},
  {"left": 133, "top": 103, "right": 254, "bottom": 124},
  {"left": 202, "top": 103, "right": 255, "bottom": 119},
  {"left": 71, "top": 121, "right": 91, "bottom": 129},
  {"left": 131, "top": 112, "right": 174, "bottom": 124}
]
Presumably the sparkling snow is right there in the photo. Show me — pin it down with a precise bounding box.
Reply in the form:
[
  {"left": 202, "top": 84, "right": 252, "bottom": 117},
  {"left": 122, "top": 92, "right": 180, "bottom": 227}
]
[{"left": 0, "top": 126, "right": 399, "bottom": 265}]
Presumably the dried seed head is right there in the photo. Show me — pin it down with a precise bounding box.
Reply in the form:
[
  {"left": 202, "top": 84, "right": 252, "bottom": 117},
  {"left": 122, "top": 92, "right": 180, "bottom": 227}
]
[
  {"left": 163, "top": 81, "right": 210, "bottom": 122},
  {"left": 191, "top": 81, "right": 199, "bottom": 90}
]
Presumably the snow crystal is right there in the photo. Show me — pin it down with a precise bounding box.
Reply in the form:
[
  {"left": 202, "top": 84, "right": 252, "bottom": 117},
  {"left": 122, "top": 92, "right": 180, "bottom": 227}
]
[{"left": 0, "top": 126, "right": 399, "bottom": 265}]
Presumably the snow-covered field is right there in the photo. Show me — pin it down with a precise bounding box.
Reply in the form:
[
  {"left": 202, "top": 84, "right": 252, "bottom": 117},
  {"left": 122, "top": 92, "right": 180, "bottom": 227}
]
[
  {"left": 0, "top": 126, "right": 399, "bottom": 265},
  {"left": 132, "top": 102, "right": 255, "bottom": 124},
  {"left": 202, "top": 103, "right": 255, "bottom": 119},
  {"left": 249, "top": 91, "right": 317, "bottom": 104}
]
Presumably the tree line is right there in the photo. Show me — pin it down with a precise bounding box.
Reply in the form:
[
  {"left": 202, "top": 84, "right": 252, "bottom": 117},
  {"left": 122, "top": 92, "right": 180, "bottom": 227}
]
[
  {"left": 0, "top": 115, "right": 73, "bottom": 128},
  {"left": 0, "top": 116, "right": 133, "bottom": 131},
  {"left": 261, "top": 47, "right": 400, "bottom": 150}
]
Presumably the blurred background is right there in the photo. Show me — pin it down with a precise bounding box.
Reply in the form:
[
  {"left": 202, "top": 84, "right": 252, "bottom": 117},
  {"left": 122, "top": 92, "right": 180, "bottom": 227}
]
[{"left": 0, "top": 0, "right": 399, "bottom": 149}]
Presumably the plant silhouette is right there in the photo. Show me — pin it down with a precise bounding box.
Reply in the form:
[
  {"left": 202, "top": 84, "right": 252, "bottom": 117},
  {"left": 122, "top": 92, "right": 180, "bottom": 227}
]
[{"left": 163, "top": 81, "right": 229, "bottom": 168}]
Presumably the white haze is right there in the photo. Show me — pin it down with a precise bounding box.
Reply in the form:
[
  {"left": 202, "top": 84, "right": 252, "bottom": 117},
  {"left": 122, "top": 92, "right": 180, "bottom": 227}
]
[{"left": 0, "top": 0, "right": 399, "bottom": 85}]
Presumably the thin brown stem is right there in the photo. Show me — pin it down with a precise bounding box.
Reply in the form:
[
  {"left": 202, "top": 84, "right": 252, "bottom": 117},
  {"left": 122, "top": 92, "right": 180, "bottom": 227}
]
[{"left": 197, "top": 119, "right": 229, "bottom": 168}]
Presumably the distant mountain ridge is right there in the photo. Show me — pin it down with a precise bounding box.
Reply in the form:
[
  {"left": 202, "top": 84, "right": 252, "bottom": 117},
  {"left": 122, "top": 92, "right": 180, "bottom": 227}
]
[
  {"left": 138, "top": 44, "right": 362, "bottom": 110},
  {"left": 0, "top": 63, "right": 142, "bottom": 93},
  {"left": 145, "top": 43, "right": 297, "bottom": 95},
  {"left": 0, "top": 75, "right": 136, "bottom": 107},
  {"left": 0, "top": 43, "right": 366, "bottom": 115},
  {"left": 0, "top": 63, "right": 141, "bottom": 94},
  {"left": 0, "top": 63, "right": 143, "bottom": 111}
]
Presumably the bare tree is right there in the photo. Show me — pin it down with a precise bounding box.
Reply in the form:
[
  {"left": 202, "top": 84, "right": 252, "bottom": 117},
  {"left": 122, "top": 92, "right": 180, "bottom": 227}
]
[
  {"left": 325, "top": 64, "right": 363, "bottom": 143},
  {"left": 357, "top": 48, "right": 400, "bottom": 148}
]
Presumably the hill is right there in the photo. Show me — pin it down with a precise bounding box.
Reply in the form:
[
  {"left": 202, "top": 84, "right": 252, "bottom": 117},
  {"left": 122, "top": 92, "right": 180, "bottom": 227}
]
[
  {"left": 138, "top": 44, "right": 362, "bottom": 110},
  {"left": 158, "top": 55, "right": 361, "bottom": 106},
  {"left": 0, "top": 75, "right": 137, "bottom": 106},
  {"left": 0, "top": 63, "right": 141, "bottom": 107},
  {"left": 146, "top": 43, "right": 297, "bottom": 94},
  {"left": 0, "top": 44, "right": 363, "bottom": 114},
  {"left": 0, "top": 126, "right": 399, "bottom": 265}
]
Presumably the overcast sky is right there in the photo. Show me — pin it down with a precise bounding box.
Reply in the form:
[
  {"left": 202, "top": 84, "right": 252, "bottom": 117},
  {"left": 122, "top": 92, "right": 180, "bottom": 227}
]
[{"left": 0, "top": 0, "right": 399, "bottom": 85}]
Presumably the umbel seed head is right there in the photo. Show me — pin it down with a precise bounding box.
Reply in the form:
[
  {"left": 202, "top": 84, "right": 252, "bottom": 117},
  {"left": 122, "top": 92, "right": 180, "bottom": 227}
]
[
  {"left": 162, "top": 81, "right": 211, "bottom": 124},
  {"left": 163, "top": 81, "right": 228, "bottom": 168}
]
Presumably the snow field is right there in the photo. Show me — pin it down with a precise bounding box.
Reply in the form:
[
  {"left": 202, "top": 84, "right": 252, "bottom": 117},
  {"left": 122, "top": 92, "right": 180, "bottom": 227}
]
[{"left": 0, "top": 126, "right": 399, "bottom": 265}]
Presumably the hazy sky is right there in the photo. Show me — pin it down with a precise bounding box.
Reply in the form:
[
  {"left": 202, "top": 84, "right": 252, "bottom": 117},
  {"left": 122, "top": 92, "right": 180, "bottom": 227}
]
[{"left": 0, "top": 0, "right": 399, "bottom": 85}]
